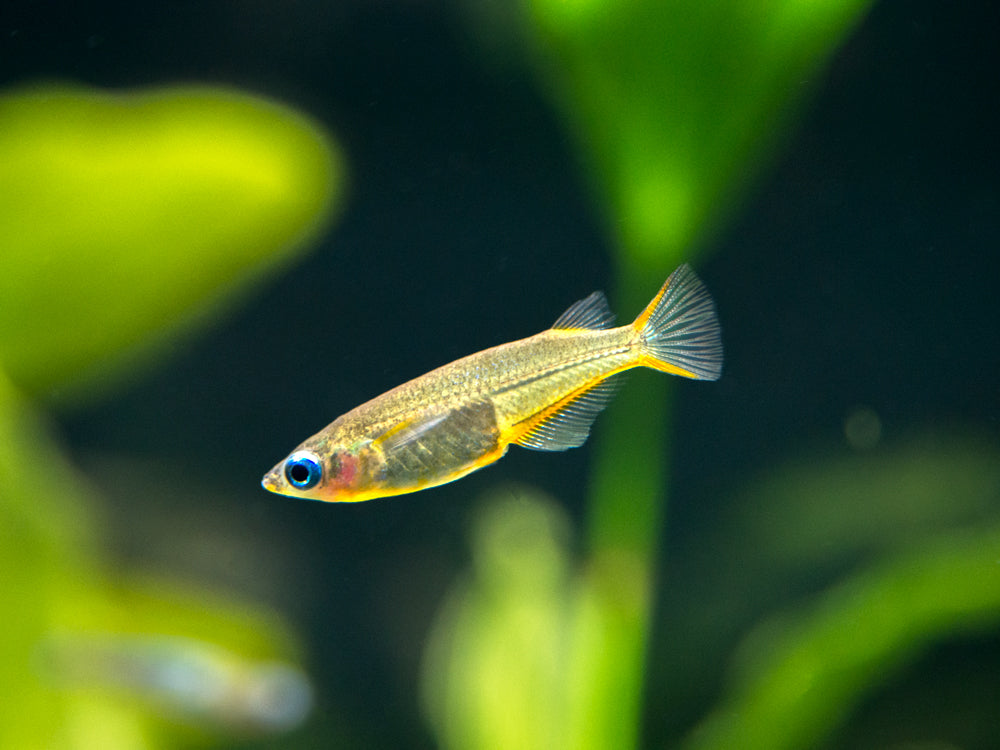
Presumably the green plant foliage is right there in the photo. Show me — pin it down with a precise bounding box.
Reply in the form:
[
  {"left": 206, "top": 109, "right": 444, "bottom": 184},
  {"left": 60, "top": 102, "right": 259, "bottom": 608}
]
[
  {"left": 425, "top": 2, "right": 875, "bottom": 749},
  {"left": 684, "top": 518, "right": 1000, "bottom": 750},
  {"left": 525, "top": 0, "right": 872, "bottom": 268},
  {"left": 0, "top": 369, "right": 312, "bottom": 748},
  {"left": 426, "top": 431, "right": 1000, "bottom": 749},
  {"left": 0, "top": 84, "right": 342, "bottom": 401},
  {"left": 422, "top": 488, "right": 574, "bottom": 750},
  {"left": 519, "top": 2, "right": 873, "bottom": 748},
  {"left": 731, "top": 434, "right": 1000, "bottom": 571},
  {"left": 0, "top": 82, "right": 342, "bottom": 747},
  {"left": 650, "top": 434, "right": 1000, "bottom": 748},
  {"left": 657, "top": 435, "right": 1000, "bottom": 712}
]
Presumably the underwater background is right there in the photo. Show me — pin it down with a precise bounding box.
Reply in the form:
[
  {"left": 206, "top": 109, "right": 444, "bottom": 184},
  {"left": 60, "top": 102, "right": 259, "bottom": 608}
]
[{"left": 1, "top": 0, "right": 998, "bottom": 748}]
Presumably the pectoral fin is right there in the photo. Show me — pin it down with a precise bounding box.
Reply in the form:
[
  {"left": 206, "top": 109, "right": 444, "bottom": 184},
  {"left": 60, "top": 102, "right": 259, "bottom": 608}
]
[
  {"left": 374, "top": 401, "right": 504, "bottom": 489},
  {"left": 374, "top": 411, "right": 450, "bottom": 454}
]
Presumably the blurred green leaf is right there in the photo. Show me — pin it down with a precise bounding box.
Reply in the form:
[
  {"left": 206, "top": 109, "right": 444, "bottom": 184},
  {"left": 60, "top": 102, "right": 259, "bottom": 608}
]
[
  {"left": 734, "top": 434, "right": 1000, "bottom": 571},
  {"left": 0, "top": 367, "right": 97, "bottom": 748},
  {"left": 430, "top": 2, "right": 877, "bottom": 748},
  {"left": 656, "top": 434, "right": 1000, "bottom": 732},
  {"left": 0, "top": 81, "right": 336, "bottom": 744},
  {"left": 0, "top": 84, "right": 343, "bottom": 400},
  {"left": 526, "top": 0, "right": 872, "bottom": 268},
  {"left": 0, "top": 368, "right": 312, "bottom": 747},
  {"left": 515, "top": 2, "right": 874, "bottom": 749},
  {"left": 426, "top": 487, "right": 680, "bottom": 750},
  {"left": 422, "top": 488, "right": 574, "bottom": 750},
  {"left": 682, "top": 522, "right": 1000, "bottom": 750}
]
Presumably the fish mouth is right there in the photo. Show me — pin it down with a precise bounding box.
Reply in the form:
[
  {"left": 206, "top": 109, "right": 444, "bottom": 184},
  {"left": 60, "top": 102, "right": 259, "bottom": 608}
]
[{"left": 261, "top": 464, "right": 284, "bottom": 494}]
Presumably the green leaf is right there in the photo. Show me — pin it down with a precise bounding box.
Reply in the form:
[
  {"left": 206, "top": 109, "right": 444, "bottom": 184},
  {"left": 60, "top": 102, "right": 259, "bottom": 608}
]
[
  {"left": 0, "top": 368, "right": 312, "bottom": 747},
  {"left": 526, "top": 0, "right": 873, "bottom": 268},
  {"left": 682, "top": 523, "right": 1000, "bottom": 750},
  {"left": 421, "top": 488, "right": 575, "bottom": 750},
  {"left": 0, "top": 84, "right": 343, "bottom": 400}
]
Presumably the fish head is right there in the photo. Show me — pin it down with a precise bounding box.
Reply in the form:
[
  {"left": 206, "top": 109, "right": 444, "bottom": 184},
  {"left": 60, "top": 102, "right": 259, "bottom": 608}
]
[{"left": 261, "top": 437, "right": 385, "bottom": 502}]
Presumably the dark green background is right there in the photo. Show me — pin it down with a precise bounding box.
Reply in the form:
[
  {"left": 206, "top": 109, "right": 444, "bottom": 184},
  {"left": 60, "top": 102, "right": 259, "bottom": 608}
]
[{"left": 4, "top": 1, "right": 997, "bottom": 747}]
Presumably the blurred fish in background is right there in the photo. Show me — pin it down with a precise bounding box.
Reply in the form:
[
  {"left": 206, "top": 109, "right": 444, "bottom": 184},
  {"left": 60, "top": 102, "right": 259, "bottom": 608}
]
[{"left": 39, "top": 633, "right": 313, "bottom": 734}]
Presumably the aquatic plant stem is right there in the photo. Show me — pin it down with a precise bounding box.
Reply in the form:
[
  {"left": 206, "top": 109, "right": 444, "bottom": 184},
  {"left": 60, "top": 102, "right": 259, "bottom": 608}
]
[{"left": 570, "top": 261, "right": 674, "bottom": 750}]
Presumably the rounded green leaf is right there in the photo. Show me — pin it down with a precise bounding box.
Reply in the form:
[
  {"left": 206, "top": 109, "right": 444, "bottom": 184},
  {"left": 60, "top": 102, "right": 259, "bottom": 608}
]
[{"left": 0, "top": 84, "right": 343, "bottom": 399}]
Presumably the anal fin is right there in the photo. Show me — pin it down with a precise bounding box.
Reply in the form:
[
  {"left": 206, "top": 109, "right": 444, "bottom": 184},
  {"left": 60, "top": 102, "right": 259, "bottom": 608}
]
[{"left": 513, "top": 375, "right": 623, "bottom": 452}]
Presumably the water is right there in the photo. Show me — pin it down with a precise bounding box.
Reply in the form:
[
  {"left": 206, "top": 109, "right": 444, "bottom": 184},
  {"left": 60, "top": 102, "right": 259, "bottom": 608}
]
[{"left": 4, "top": 1, "right": 997, "bottom": 748}]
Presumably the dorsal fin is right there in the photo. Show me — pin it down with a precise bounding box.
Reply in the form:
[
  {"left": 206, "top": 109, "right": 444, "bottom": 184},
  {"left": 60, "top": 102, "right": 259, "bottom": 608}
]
[
  {"left": 551, "top": 290, "right": 616, "bottom": 330},
  {"left": 513, "top": 375, "right": 623, "bottom": 451}
]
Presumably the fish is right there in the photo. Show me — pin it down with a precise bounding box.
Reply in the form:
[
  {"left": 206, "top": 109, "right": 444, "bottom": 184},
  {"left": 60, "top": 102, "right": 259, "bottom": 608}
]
[
  {"left": 262, "top": 264, "right": 722, "bottom": 503},
  {"left": 39, "top": 633, "right": 313, "bottom": 732}
]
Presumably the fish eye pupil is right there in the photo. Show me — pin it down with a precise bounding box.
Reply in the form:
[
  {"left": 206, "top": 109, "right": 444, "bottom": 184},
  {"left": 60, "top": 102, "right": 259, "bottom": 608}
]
[{"left": 285, "top": 452, "right": 321, "bottom": 489}]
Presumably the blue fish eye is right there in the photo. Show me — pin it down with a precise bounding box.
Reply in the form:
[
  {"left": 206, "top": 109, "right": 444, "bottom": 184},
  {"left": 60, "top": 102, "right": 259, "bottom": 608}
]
[{"left": 284, "top": 451, "right": 323, "bottom": 490}]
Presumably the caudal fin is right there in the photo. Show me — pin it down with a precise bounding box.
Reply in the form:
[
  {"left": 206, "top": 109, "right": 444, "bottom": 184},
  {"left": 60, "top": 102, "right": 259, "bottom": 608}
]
[{"left": 632, "top": 264, "right": 723, "bottom": 381}]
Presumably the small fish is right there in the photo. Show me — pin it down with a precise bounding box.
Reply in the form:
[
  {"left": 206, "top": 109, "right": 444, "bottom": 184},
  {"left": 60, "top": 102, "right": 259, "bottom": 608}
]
[
  {"left": 262, "top": 264, "right": 722, "bottom": 503},
  {"left": 39, "top": 633, "right": 313, "bottom": 732}
]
